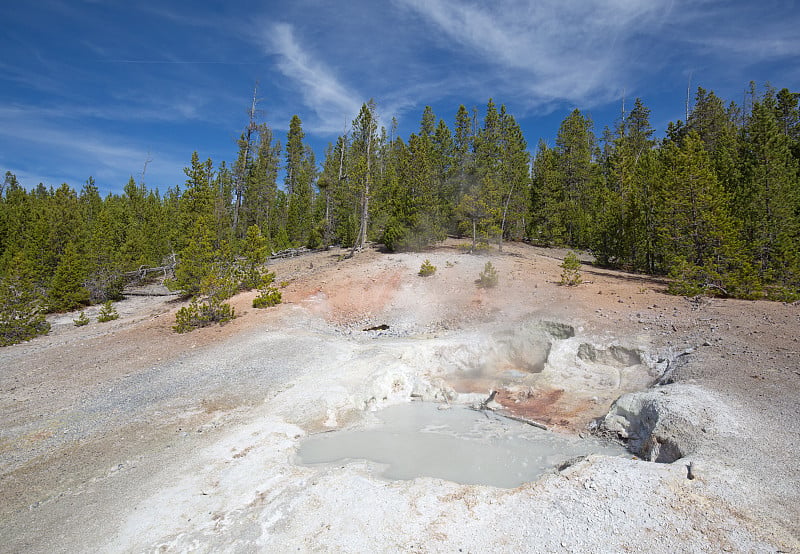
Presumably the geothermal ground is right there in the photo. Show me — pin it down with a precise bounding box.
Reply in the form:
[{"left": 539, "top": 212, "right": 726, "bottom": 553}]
[{"left": 1, "top": 240, "right": 799, "bottom": 552}]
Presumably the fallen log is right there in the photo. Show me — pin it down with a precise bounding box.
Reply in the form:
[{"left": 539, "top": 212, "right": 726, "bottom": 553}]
[{"left": 269, "top": 247, "right": 312, "bottom": 260}]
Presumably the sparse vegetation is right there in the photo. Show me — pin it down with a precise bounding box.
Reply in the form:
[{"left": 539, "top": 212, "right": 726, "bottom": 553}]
[
  {"left": 560, "top": 251, "right": 582, "bottom": 286},
  {"left": 173, "top": 265, "right": 238, "bottom": 333},
  {"left": 73, "top": 311, "right": 90, "bottom": 326},
  {"left": 476, "top": 261, "right": 499, "bottom": 288},
  {"left": 96, "top": 301, "right": 119, "bottom": 322},
  {"left": 418, "top": 259, "right": 437, "bottom": 277}
]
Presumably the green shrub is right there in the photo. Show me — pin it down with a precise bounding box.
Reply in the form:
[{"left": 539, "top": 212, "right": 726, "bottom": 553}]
[
  {"left": 382, "top": 218, "right": 409, "bottom": 252},
  {"left": 253, "top": 287, "right": 282, "bottom": 308},
  {"left": 476, "top": 261, "right": 499, "bottom": 288},
  {"left": 253, "top": 270, "right": 282, "bottom": 308},
  {"left": 239, "top": 225, "right": 271, "bottom": 289},
  {"left": 0, "top": 275, "right": 50, "bottom": 346},
  {"left": 666, "top": 258, "right": 719, "bottom": 297},
  {"left": 172, "top": 263, "right": 240, "bottom": 333},
  {"left": 474, "top": 241, "right": 493, "bottom": 253},
  {"left": 97, "top": 301, "right": 119, "bottom": 322},
  {"left": 173, "top": 298, "right": 235, "bottom": 333},
  {"left": 559, "top": 251, "right": 583, "bottom": 286},
  {"left": 418, "top": 259, "right": 437, "bottom": 277},
  {"left": 765, "top": 286, "right": 800, "bottom": 303},
  {"left": 73, "top": 311, "right": 90, "bottom": 326}
]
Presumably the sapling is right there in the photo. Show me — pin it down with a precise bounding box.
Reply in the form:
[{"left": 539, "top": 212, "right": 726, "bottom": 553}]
[
  {"left": 560, "top": 251, "right": 582, "bottom": 286},
  {"left": 418, "top": 259, "right": 437, "bottom": 277},
  {"left": 477, "top": 261, "right": 499, "bottom": 288}
]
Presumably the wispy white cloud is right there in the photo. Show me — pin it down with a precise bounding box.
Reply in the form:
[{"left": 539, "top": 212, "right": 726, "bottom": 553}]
[
  {"left": 395, "top": 0, "right": 671, "bottom": 107},
  {"left": 0, "top": 106, "right": 187, "bottom": 191},
  {"left": 261, "top": 22, "right": 365, "bottom": 134}
]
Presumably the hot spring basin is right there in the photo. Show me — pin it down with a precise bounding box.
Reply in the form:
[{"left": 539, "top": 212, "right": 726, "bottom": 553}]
[{"left": 296, "top": 402, "right": 627, "bottom": 489}]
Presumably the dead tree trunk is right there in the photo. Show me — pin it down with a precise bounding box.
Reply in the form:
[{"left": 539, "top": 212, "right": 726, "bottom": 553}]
[
  {"left": 233, "top": 85, "right": 260, "bottom": 235},
  {"left": 351, "top": 129, "right": 371, "bottom": 257}
]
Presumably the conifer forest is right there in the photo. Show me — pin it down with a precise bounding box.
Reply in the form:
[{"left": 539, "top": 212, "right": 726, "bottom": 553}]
[{"left": 1, "top": 84, "right": 799, "bottom": 345}]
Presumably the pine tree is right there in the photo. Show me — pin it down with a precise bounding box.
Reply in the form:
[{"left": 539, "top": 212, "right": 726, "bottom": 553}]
[
  {"left": 0, "top": 173, "right": 30, "bottom": 273},
  {"left": 469, "top": 99, "right": 505, "bottom": 246},
  {"left": 451, "top": 104, "right": 477, "bottom": 235},
  {"left": 550, "top": 109, "right": 597, "bottom": 248},
  {"left": 286, "top": 116, "right": 316, "bottom": 247},
  {"left": 232, "top": 86, "right": 262, "bottom": 237},
  {"left": 349, "top": 100, "right": 379, "bottom": 253},
  {"left": 658, "top": 132, "right": 742, "bottom": 295},
  {"left": 244, "top": 126, "right": 281, "bottom": 241},
  {"left": 686, "top": 88, "right": 741, "bottom": 193},
  {"left": 49, "top": 240, "right": 90, "bottom": 311},
  {"left": 530, "top": 140, "right": 564, "bottom": 245},
  {"left": 497, "top": 109, "right": 530, "bottom": 243},
  {"left": 170, "top": 153, "right": 228, "bottom": 296},
  {"left": 595, "top": 99, "right": 660, "bottom": 271},
  {"left": 738, "top": 100, "right": 800, "bottom": 293},
  {"left": 433, "top": 118, "right": 456, "bottom": 222},
  {"left": 774, "top": 87, "right": 800, "bottom": 160},
  {"left": 419, "top": 106, "right": 436, "bottom": 139},
  {"left": 384, "top": 132, "right": 444, "bottom": 250},
  {"left": 0, "top": 251, "right": 50, "bottom": 346},
  {"left": 240, "top": 224, "right": 270, "bottom": 288}
]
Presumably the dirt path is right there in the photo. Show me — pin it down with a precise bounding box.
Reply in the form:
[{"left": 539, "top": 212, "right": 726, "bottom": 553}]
[{"left": 1, "top": 240, "right": 798, "bottom": 552}]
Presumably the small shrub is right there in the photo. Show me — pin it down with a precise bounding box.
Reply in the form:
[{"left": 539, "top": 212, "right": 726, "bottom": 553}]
[
  {"left": 474, "top": 241, "right": 492, "bottom": 253},
  {"left": 173, "top": 298, "right": 235, "bottom": 333},
  {"left": 560, "top": 251, "right": 582, "bottom": 286},
  {"left": 0, "top": 274, "right": 50, "bottom": 346},
  {"left": 97, "top": 301, "right": 120, "bottom": 322},
  {"left": 253, "top": 288, "right": 282, "bottom": 308},
  {"left": 73, "top": 311, "right": 90, "bottom": 326},
  {"left": 476, "top": 261, "right": 499, "bottom": 288},
  {"left": 765, "top": 286, "right": 800, "bottom": 303},
  {"left": 253, "top": 270, "right": 283, "bottom": 309},
  {"left": 172, "top": 263, "right": 241, "bottom": 332},
  {"left": 418, "top": 259, "right": 437, "bottom": 277}
]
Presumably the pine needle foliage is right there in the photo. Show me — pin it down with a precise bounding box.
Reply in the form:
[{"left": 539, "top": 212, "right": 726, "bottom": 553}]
[
  {"left": 0, "top": 274, "right": 50, "bottom": 345},
  {"left": 73, "top": 311, "right": 90, "bottom": 326},
  {"left": 418, "top": 259, "right": 437, "bottom": 277},
  {"left": 559, "top": 251, "right": 583, "bottom": 286},
  {"left": 173, "top": 264, "right": 238, "bottom": 333},
  {"left": 97, "top": 301, "right": 119, "bottom": 322},
  {"left": 252, "top": 270, "right": 282, "bottom": 308}
]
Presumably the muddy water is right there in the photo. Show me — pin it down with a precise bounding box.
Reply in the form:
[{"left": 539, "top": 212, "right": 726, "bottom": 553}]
[{"left": 296, "top": 402, "right": 627, "bottom": 489}]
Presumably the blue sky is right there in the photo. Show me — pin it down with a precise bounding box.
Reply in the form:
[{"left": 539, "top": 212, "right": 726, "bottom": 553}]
[{"left": 2, "top": 0, "right": 799, "bottom": 196}]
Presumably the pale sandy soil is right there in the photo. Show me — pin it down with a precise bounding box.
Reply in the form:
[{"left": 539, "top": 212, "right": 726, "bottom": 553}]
[{"left": 1, "top": 239, "right": 798, "bottom": 552}]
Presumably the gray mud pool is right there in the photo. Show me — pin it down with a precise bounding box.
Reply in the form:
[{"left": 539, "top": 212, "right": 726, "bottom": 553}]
[{"left": 296, "top": 402, "right": 627, "bottom": 488}]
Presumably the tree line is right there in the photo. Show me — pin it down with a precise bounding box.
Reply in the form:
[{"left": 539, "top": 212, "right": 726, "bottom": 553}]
[{"left": 1, "top": 82, "right": 798, "bottom": 344}]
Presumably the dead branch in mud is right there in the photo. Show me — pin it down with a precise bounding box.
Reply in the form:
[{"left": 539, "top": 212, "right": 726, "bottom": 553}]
[
  {"left": 493, "top": 411, "right": 549, "bottom": 431},
  {"left": 479, "top": 390, "right": 497, "bottom": 410},
  {"left": 469, "top": 390, "right": 550, "bottom": 430}
]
